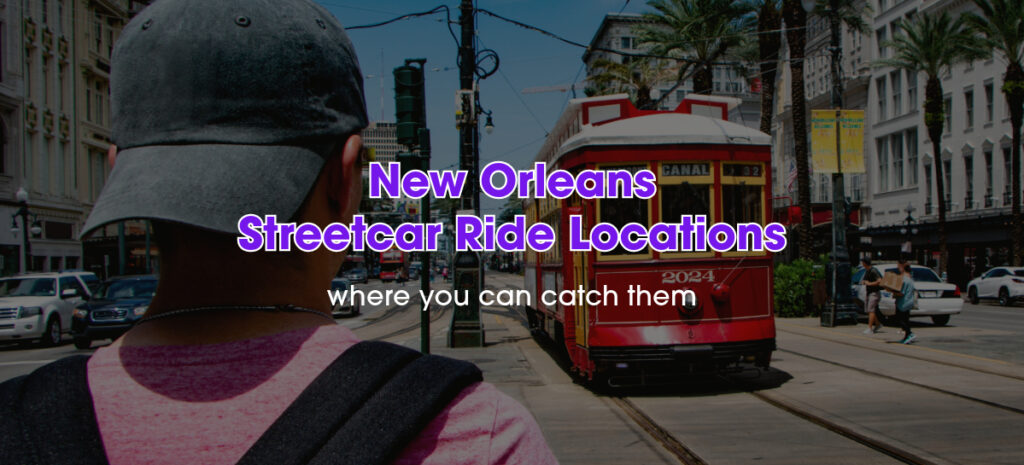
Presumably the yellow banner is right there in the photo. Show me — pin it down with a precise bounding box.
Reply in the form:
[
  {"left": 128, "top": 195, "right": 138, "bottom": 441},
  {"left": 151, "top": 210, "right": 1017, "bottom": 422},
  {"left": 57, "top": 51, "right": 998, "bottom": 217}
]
[
  {"left": 839, "top": 110, "right": 865, "bottom": 173},
  {"left": 811, "top": 110, "right": 837, "bottom": 173},
  {"left": 810, "top": 109, "right": 865, "bottom": 174}
]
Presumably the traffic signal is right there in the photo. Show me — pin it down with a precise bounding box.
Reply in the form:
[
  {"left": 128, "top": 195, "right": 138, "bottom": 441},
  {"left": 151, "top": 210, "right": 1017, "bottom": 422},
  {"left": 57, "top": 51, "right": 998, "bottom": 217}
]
[{"left": 394, "top": 59, "right": 427, "bottom": 147}]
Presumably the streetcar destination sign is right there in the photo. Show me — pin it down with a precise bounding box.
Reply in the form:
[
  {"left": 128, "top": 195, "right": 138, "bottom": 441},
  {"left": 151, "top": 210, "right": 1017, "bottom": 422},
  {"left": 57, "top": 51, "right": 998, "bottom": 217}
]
[{"left": 662, "top": 163, "right": 710, "bottom": 177}]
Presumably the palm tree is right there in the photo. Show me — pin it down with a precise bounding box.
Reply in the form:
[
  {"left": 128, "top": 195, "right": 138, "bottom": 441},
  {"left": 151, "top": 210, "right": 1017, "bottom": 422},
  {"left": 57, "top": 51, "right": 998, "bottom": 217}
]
[
  {"left": 756, "top": 0, "right": 783, "bottom": 135},
  {"left": 876, "top": 12, "right": 988, "bottom": 274},
  {"left": 636, "top": 0, "right": 754, "bottom": 95},
  {"left": 782, "top": 0, "right": 813, "bottom": 259},
  {"left": 585, "top": 58, "right": 674, "bottom": 109},
  {"left": 965, "top": 0, "right": 1024, "bottom": 266}
]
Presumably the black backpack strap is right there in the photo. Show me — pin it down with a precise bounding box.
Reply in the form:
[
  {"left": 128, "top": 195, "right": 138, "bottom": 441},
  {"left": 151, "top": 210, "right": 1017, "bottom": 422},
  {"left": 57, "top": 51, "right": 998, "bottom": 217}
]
[
  {"left": 308, "top": 352, "right": 483, "bottom": 465},
  {"left": 0, "top": 355, "right": 108, "bottom": 465},
  {"left": 238, "top": 340, "right": 482, "bottom": 465}
]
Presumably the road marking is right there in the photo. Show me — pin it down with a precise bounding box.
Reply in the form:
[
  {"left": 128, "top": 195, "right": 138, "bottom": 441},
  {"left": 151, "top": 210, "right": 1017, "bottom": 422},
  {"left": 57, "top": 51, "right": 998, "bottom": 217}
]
[{"left": 0, "top": 360, "right": 56, "bottom": 367}]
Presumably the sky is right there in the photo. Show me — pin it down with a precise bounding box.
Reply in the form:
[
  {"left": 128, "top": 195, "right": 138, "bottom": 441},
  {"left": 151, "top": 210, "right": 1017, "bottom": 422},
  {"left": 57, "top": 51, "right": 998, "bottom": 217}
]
[{"left": 315, "top": 0, "right": 650, "bottom": 214}]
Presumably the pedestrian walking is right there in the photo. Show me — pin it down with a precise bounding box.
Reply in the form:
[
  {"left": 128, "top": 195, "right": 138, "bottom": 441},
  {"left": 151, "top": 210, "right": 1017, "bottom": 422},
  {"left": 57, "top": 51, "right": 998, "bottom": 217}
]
[
  {"left": 893, "top": 260, "right": 918, "bottom": 344},
  {"left": 0, "top": 1, "right": 557, "bottom": 464},
  {"left": 861, "top": 257, "right": 883, "bottom": 334}
]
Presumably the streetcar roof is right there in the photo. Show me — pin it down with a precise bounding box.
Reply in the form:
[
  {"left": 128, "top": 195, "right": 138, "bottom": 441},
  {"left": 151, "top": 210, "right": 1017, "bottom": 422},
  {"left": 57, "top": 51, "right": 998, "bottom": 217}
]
[
  {"left": 534, "top": 94, "right": 770, "bottom": 167},
  {"left": 559, "top": 112, "right": 770, "bottom": 156}
]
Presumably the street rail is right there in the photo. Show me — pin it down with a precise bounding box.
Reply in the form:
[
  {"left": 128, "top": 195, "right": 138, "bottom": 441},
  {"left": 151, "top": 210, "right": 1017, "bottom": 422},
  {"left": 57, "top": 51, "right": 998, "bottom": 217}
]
[{"left": 609, "top": 396, "right": 708, "bottom": 465}]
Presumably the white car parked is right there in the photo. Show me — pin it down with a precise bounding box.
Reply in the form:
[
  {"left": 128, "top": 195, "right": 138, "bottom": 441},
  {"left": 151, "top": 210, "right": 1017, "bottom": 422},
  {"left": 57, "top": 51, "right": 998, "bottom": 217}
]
[
  {"left": 966, "top": 267, "right": 1024, "bottom": 306},
  {"left": 851, "top": 264, "right": 963, "bottom": 326},
  {"left": 0, "top": 272, "right": 98, "bottom": 346}
]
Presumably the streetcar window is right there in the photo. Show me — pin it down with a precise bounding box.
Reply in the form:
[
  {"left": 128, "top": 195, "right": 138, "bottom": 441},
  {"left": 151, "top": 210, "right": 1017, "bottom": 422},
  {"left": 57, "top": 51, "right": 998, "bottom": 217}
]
[
  {"left": 722, "top": 184, "right": 763, "bottom": 225},
  {"left": 598, "top": 196, "right": 648, "bottom": 255},
  {"left": 660, "top": 182, "right": 711, "bottom": 222}
]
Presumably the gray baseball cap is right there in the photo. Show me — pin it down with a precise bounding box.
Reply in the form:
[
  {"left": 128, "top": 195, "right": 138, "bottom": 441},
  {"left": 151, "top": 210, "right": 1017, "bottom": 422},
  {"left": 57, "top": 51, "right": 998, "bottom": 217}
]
[{"left": 81, "top": 0, "right": 368, "bottom": 237}]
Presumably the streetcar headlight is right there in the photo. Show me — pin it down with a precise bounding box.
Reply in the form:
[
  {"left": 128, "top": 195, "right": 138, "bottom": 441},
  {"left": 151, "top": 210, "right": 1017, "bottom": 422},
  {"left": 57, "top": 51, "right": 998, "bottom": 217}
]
[
  {"left": 682, "top": 295, "right": 700, "bottom": 312},
  {"left": 19, "top": 306, "right": 42, "bottom": 318}
]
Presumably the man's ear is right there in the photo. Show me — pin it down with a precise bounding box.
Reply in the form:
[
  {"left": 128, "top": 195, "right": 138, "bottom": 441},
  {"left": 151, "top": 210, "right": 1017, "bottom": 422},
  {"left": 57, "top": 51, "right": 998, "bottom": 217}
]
[
  {"left": 108, "top": 144, "right": 118, "bottom": 168},
  {"left": 326, "top": 134, "right": 362, "bottom": 219}
]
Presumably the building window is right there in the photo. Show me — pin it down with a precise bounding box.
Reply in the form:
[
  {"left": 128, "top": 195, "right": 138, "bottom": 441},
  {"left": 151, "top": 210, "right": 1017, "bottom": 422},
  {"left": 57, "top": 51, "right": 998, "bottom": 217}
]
[
  {"left": 964, "top": 88, "right": 974, "bottom": 130},
  {"left": 877, "top": 138, "right": 889, "bottom": 192},
  {"left": 876, "top": 27, "right": 887, "bottom": 59},
  {"left": 925, "top": 167, "right": 933, "bottom": 206},
  {"left": 1005, "top": 147, "right": 1014, "bottom": 204},
  {"left": 984, "top": 150, "right": 993, "bottom": 206},
  {"left": 876, "top": 77, "right": 887, "bottom": 121},
  {"left": 892, "top": 133, "right": 904, "bottom": 188},
  {"left": 55, "top": 142, "right": 64, "bottom": 197},
  {"left": 943, "top": 159, "right": 952, "bottom": 209},
  {"left": 58, "top": 1, "right": 64, "bottom": 36},
  {"left": 42, "top": 0, "right": 49, "bottom": 24},
  {"left": 39, "top": 139, "right": 50, "bottom": 195},
  {"left": 943, "top": 96, "right": 952, "bottom": 133},
  {"left": 906, "top": 128, "right": 918, "bottom": 185},
  {"left": 891, "top": 71, "right": 901, "bottom": 116},
  {"left": 94, "top": 15, "right": 103, "bottom": 53},
  {"left": 907, "top": 71, "right": 917, "bottom": 110},
  {"left": 964, "top": 154, "right": 974, "bottom": 209},
  {"left": 984, "top": 81, "right": 994, "bottom": 123},
  {"left": 42, "top": 61, "right": 50, "bottom": 107}
]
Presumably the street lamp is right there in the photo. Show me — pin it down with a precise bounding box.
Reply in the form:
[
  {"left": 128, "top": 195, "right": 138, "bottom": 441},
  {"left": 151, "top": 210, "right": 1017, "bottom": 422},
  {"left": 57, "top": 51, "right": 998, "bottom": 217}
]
[
  {"left": 900, "top": 203, "right": 918, "bottom": 259},
  {"left": 11, "top": 187, "right": 41, "bottom": 274}
]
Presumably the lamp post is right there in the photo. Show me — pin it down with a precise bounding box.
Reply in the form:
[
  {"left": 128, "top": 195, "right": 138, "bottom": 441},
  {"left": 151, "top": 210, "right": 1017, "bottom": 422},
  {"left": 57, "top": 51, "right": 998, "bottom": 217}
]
[
  {"left": 11, "top": 187, "right": 42, "bottom": 274},
  {"left": 804, "top": 0, "right": 858, "bottom": 326},
  {"left": 900, "top": 203, "right": 918, "bottom": 260}
]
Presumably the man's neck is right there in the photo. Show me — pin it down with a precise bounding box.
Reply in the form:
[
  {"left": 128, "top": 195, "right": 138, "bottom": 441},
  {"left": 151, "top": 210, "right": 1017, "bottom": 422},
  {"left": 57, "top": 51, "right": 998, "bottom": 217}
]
[{"left": 122, "top": 253, "right": 336, "bottom": 347}]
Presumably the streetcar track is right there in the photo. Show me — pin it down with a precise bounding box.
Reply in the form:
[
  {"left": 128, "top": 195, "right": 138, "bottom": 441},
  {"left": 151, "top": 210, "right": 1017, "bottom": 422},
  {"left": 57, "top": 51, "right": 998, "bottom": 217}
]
[
  {"left": 780, "top": 348, "right": 1024, "bottom": 416},
  {"left": 744, "top": 388, "right": 937, "bottom": 465},
  {"left": 370, "top": 305, "right": 451, "bottom": 341},
  {"left": 778, "top": 328, "right": 1024, "bottom": 382},
  {"left": 610, "top": 396, "right": 707, "bottom": 465}
]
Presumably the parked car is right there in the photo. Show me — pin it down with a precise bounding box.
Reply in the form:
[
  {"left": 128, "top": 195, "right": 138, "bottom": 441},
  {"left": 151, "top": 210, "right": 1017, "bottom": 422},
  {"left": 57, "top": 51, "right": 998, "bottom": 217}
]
[
  {"left": 966, "top": 266, "right": 1024, "bottom": 306},
  {"left": 851, "top": 264, "right": 962, "bottom": 325},
  {"left": 343, "top": 266, "right": 368, "bottom": 284},
  {"left": 70, "top": 275, "right": 158, "bottom": 349},
  {"left": 330, "top": 278, "right": 360, "bottom": 317},
  {"left": 0, "top": 271, "right": 97, "bottom": 346}
]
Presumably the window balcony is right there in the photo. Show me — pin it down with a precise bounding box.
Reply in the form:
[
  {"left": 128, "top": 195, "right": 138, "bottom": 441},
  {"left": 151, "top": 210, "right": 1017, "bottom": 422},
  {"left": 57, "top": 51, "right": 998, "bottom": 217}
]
[
  {"left": 984, "top": 194, "right": 994, "bottom": 208},
  {"left": 925, "top": 202, "right": 933, "bottom": 215},
  {"left": 1006, "top": 191, "right": 1014, "bottom": 206}
]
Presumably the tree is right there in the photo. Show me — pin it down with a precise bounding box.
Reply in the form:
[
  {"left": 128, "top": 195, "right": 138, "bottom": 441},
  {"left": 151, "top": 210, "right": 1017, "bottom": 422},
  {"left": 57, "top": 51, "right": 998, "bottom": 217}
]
[
  {"left": 876, "top": 12, "right": 988, "bottom": 273},
  {"left": 756, "top": 0, "right": 783, "bottom": 135},
  {"left": 585, "top": 58, "right": 674, "bottom": 109},
  {"left": 782, "top": 0, "right": 813, "bottom": 259},
  {"left": 498, "top": 197, "right": 524, "bottom": 223},
  {"left": 636, "top": 0, "right": 754, "bottom": 95},
  {"left": 965, "top": 0, "right": 1024, "bottom": 266}
]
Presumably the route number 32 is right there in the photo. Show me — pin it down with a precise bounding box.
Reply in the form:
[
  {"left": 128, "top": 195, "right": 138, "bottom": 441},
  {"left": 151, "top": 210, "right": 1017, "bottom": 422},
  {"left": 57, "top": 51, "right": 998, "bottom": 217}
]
[{"left": 662, "top": 270, "right": 715, "bottom": 284}]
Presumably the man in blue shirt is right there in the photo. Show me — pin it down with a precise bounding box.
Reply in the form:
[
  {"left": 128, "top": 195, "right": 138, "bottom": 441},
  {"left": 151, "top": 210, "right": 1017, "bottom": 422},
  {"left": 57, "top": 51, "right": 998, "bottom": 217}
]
[{"left": 893, "top": 260, "right": 917, "bottom": 344}]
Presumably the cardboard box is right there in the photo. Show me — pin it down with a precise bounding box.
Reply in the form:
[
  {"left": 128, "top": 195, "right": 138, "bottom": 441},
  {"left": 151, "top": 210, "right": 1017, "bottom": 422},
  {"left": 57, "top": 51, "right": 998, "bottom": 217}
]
[{"left": 880, "top": 271, "right": 903, "bottom": 292}]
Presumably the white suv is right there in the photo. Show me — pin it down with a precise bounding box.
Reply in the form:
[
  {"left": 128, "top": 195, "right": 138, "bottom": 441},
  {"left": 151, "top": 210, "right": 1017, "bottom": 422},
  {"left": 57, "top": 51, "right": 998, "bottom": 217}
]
[{"left": 0, "top": 272, "right": 99, "bottom": 346}]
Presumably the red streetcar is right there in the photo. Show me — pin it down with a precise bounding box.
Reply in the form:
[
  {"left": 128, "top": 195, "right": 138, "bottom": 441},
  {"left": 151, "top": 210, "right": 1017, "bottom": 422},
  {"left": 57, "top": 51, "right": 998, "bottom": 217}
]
[
  {"left": 379, "top": 246, "right": 407, "bottom": 282},
  {"left": 522, "top": 94, "right": 776, "bottom": 386}
]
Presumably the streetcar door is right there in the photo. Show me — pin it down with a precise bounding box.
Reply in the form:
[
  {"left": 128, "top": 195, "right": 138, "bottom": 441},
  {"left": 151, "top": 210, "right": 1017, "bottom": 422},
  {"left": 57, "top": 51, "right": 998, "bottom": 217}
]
[{"left": 568, "top": 206, "right": 588, "bottom": 346}]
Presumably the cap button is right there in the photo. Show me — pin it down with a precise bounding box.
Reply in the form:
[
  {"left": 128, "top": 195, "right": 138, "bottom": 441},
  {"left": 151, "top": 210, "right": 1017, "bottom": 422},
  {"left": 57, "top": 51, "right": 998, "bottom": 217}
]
[
  {"left": 316, "top": 19, "right": 326, "bottom": 30},
  {"left": 141, "top": 19, "right": 153, "bottom": 30},
  {"left": 235, "top": 16, "right": 251, "bottom": 27}
]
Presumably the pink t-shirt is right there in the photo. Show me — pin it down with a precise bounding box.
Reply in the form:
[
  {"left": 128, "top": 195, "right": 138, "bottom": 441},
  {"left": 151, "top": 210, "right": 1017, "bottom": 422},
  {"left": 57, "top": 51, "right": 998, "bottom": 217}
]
[{"left": 87, "top": 325, "right": 558, "bottom": 465}]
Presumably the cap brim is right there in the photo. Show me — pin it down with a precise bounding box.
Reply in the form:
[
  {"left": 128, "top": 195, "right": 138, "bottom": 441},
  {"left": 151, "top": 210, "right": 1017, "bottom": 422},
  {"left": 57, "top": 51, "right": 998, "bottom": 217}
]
[{"left": 81, "top": 144, "right": 325, "bottom": 238}]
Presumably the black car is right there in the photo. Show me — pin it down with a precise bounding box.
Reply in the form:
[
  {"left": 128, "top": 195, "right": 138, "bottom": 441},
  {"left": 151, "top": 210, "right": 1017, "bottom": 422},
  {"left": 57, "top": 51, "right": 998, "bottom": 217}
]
[{"left": 71, "top": 275, "right": 158, "bottom": 349}]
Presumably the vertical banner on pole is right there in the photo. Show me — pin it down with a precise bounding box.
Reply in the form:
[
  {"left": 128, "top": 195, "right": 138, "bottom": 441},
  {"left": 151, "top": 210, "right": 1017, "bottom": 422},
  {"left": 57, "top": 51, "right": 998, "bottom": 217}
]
[
  {"left": 839, "top": 110, "right": 865, "bottom": 174},
  {"left": 811, "top": 110, "right": 838, "bottom": 173}
]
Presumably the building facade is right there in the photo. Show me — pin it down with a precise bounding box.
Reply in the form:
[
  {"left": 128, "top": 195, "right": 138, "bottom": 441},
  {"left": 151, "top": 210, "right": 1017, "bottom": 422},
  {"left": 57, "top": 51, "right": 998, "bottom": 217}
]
[
  {"left": 0, "top": 0, "right": 151, "bottom": 278},
  {"left": 582, "top": 13, "right": 761, "bottom": 128},
  {"left": 863, "top": 0, "right": 1023, "bottom": 287},
  {"left": 362, "top": 121, "right": 401, "bottom": 164}
]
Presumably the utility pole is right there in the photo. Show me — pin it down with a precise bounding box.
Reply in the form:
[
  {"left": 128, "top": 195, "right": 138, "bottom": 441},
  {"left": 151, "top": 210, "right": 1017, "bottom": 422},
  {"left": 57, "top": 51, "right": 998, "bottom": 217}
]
[
  {"left": 824, "top": 0, "right": 857, "bottom": 326},
  {"left": 458, "top": 0, "right": 477, "bottom": 215}
]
